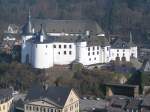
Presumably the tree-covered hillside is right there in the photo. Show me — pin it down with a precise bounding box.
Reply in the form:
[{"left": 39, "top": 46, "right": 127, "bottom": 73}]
[{"left": 0, "top": 0, "right": 150, "bottom": 44}]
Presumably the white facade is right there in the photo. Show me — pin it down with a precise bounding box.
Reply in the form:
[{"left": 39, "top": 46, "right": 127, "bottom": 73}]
[{"left": 21, "top": 34, "right": 138, "bottom": 69}]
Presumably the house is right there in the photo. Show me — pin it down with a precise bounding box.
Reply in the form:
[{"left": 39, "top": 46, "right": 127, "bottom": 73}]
[
  {"left": 24, "top": 84, "right": 79, "bottom": 112},
  {"left": 0, "top": 88, "right": 14, "bottom": 112},
  {"left": 110, "top": 33, "right": 137, "bottom": 62}
]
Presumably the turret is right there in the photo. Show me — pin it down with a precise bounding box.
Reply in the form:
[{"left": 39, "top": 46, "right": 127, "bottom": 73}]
[{"left": 37, "top": 24, "right": 46, "bottom": 43}]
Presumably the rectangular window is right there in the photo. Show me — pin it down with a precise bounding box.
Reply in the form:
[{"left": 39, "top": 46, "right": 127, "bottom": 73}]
[
  {"left": 88, "top": 52, "right": 90, "bottom": 56},
  {"left": 53, "top": 45, "right": 56, "bottom": 48},
  {"left": 46, "top": 45, "right": 48, "bottom": 48},
  {"left": 93, "top": 52, "right": 95, "bottom": 55},
  {"left": 89, "top": 58, "right": 91, "bottom": 61},
  {"left": 69, "top": 45, "right": 72, "bottom": 48},
  {"left": 93, "top": 47, "right": 95, "bottom": 50},
  {"left": 117, "top": 49, "right": 119, "bottom": 52},
  {"left": 69, "top": 51, "right": 72, "bottom": 55},
  {"left": 88, "top": 47, "right": 90, "bottom": 51},
  {"left": 58, "top": 52, "right": 60, "bottom": 55},
  {"left": 64, "top": 45, "right": 67, "bottom": 48},
  {"left": 97, "top": 46, "right": 99, "bottom": 50},
  {"left": 123, "top": 49, "right": 125, "bottom": 52},
  {"left": 97, "top": 51, "right": 99, "bottom": 55},
  {"left": 59, "top": 45, "right": 61, "bottom": 48},
  {"left": 107, "top": 47, "right": 109, "bottom": 51},
  {"left": 64, "top": 51, "right": 66, "bottom": 55}
]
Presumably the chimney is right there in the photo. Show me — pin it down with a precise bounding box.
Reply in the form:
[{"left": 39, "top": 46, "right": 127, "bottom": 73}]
[
  {"left": 86, "top": 30, "right": 90, "bottom": 36},
  {"left": 43, "top": 83, "right": 49, "bottom": 91}
]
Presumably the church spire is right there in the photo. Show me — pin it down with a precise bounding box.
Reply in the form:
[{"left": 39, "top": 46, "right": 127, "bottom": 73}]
[
  {"left": 27, "top": 8, "right": 32, "bottom": 34},
  {"left": 129, "top": 32, "right": 135, "bottom": 47}
]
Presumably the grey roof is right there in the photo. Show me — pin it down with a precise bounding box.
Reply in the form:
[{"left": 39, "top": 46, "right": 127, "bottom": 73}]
[
  {"left": 126, "top": 99, "right": 141, "bottom": 109},
  {"left": 0, "top": 88, "right": 12, "bottom": 101},
  {"left": 111, "top": 39, "right": 130, "bottom": 49},
  {"left": 80, "top": 99, "right": 107, "bottom": 111},
  {"left": 15, "top": 99, "right": 24, "bottom": 110},
  {"left": 25, "top": 84, "right": 72, "bottom": 107},
  {"left": 107, "top": 107, "right": 126, "bottom": 112},
  {"left": 31, "top": 19, "right": 104, "bottom": 35},
  {"left": 142, "top": 96, "right": 150, "bottom": 107},
  {"left": 110, "top": 98, "right": 128, "bottom": 109}
]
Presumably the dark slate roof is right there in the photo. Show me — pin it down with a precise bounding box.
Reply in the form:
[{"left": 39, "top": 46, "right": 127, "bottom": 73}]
[
  {"left": 107, "top": 106, "right": 126, "bottom": 112},
  {"left": 31, "top": 19, "right": 104, "bottom": 35},
  {"left": 110, "top": 98, "right": 128, "bottom": 109},
  {"left": 111, "top": 38, "right": 130, "bottom": 49},
  {"left": 25, "top": 84, "right": 72, "bottom": 107},
  {"left": 15, "top": 99, "right": 24, "bottom": 110},
  {"left": 0, "top": 88, "right": 13, "bottom": 101},
  {"left": 126, "top": 99, "right": 141, "bottom": 109}
]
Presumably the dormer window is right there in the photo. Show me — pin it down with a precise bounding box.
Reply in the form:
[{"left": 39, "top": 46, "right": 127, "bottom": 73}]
[{"left": 122, "top": 43, "right": 125, "bottom": 48}]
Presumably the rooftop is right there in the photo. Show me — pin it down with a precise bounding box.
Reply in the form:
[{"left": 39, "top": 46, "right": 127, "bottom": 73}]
[{"left": 25, "top": 84, "right": 73, "bottom": 107}]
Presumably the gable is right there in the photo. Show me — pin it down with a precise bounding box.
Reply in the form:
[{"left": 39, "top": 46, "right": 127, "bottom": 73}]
[
  {"left": 64, "top": 89, "right": 79, "bottom": 107},
  {"left": 144, "top": 62, "right": 150, "bottom": 72},
  {"left": 28, "top": 100, "right": 56, "bottom": 107}
]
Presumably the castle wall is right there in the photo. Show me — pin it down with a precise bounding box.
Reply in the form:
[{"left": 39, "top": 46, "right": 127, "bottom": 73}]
[
  {"left": 110, "top": 48, "right": 131, "bottom": 61},
  {"left": 32, "top": 43, "right": 54, "bottom": 69},
  {"left": 53, "top": 42, "right": 76, "bottom": 65}
]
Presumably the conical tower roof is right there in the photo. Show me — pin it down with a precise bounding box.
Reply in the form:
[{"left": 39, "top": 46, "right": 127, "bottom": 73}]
[{"left": 22, "top": 9, "right": 33, "bottom": 35}]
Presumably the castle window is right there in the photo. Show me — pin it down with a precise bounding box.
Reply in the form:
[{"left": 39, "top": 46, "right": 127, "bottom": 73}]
[
  {"left": 107, "top": 47, "right": 109, "bottom": 51},
  {"left": 117, "top": 53, "right": 119, "bottom": 57},
  {"left": 89, "top": 58, "right": 91, "bottom": 61},
  {"left": 123, "top": 53, "right": 125, "bottom": 56},
  {"left": 64, "top": 45, "right": 67, "bottom": 48},
  {"left": 117, "top": 49, "right": 119, "bottom": 52},
  {"left": 69, "top": 51, "right": 72, "bottom": 55},
  {"left": 94, "top": 57, "right": 96, "bottom": 60},
  {"left": 97, "top": 46, "right": 99, "bottom": 50},
  {"left": 123, "top": 49, "right": 125, "bottom": 52},
  {"left": 46, "top": 45, "right": 48, "bottom": 48},
  {"left": 69, "top": 45, "right": 72, "bottom": 48},
  {"left": 93, "top": 47, "right": 95, "bottom": 50},
  {"left": 88, "top": 52, "right": 90, "bottom": 56},
  {"left": 93, "top": 52, "right": 95, "bottom": 55},
  {"left": 97, "top": 51, "right": 99, "bottom": 55},
  {"left": 54, "top": 45, "right": 56, "bottom": 48},
  {"left": 59, "top": 45, "right": 61, "bottom": 48},
  {"left": 88, "top": 47, "right": 90, "bottom": 51},
  {"left": 64, "top": 51, "right": 66, "bottom": 55},
  {"left": 58, "top": 52, "right": 60, "bottom": 55}
]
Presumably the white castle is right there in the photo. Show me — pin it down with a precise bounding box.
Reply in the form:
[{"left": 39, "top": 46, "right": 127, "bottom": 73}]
[{"left": 21, "top": 11, "right": 137, "bottom": 69}]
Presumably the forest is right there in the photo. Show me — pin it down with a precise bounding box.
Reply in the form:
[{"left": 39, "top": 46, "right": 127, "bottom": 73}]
[{"left": 0, "top": 0, "right": 150, "bottom": 45}]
